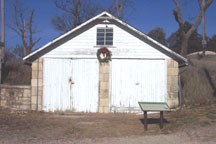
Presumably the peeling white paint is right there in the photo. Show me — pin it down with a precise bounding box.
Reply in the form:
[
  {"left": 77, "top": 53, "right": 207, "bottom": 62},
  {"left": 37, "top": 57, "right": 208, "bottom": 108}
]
[
  {"left": 110, "top": 59, "right": 166, "bottom": 113},
  {"left": 43, "top": 58, "right": 99, "bottom": 112}
]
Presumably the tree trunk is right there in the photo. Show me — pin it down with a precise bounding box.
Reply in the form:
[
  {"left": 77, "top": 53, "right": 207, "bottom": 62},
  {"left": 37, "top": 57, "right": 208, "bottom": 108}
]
[
  {"left": 172, "top": 0, "right": 213, "bottom": 56},
  {"left": 180, "top": 36, "right": 189, "bottom": 56}
]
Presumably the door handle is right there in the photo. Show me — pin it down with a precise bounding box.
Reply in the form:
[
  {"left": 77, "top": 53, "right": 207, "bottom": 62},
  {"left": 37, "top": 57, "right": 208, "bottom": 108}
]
[{"left": 69, "top": 78, "right": 75, "bottom": 84}]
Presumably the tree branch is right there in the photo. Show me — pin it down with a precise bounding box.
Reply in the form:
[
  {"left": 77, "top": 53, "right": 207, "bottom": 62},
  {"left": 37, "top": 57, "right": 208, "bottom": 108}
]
[
  {"left": 32, "top": 38, "right": 41, "bottom": 48},
  {"left": 28, "top": 10, "right": 34, "bottom": 50},
  {"left": 172, "top": 0, "right": 184, "bottom": 30},
  {"left": 52, "top": 0, "right": 102, "bottom": 32},
  {"left": 115, "top": 0, "right": 125, "bottom": 19},
  {"left": 10, "top": 1, "right": 40, "bottom": 56},
  {"left": 187, "top": 0, "right": 213, "bottom": 37},
  {"left": 7, "top": 25, "right": 21, "bottom": 36},
  {"left": 54, "top": 0, "right": 73, "bottom": 13},
  {"left": 172, "top": 0, "right": 213, "bottom": 56},
  {"left": 13, "top": 4, "right": 23, "bottom": 33}
]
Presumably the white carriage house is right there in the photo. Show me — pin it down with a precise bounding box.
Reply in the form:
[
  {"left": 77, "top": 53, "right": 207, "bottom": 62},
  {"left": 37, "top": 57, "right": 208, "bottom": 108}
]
[{"left": 23, "top": 12, "right": 187, "bottom": 113}]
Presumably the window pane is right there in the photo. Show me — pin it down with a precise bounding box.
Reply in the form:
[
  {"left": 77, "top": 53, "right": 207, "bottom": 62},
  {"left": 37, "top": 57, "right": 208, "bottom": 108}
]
[
  {"left": 97, "top": 29, "right": 105, "bottom": 33},
  {"left": 106, "top": 41, "right": 113, "bottom": 45},
  {"left": 97, "top": 41, "right": 104, "bottom": 45},
  {"left": 97, "top": 37, "right": 104, "bottom": 41},
  {"left": 97, "top": 33, "right": 104, "bottom": 37},
  {"left": 106, "top": 38, "right": 112, "bottom": 40},
  {"left": 106, "top": 33, "right": 113, "bottom": 37},
  {"left": 97, "top": 28, "right": 113, "bottom": 46},
  {"left": 106, "top": 40, "right": 113, "bottom": 42},
  {"left": 106, "top": 28, "right": 113, "bottom": 33}
]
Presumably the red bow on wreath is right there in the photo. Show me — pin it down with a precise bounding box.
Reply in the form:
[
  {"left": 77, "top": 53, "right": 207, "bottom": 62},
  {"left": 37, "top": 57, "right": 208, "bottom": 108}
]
[
  {"left": 96, "top": 47, "right": 112, "bottom": 63},
  {"left": 101, "top": 47, "right": 108, "bottom": 56}
]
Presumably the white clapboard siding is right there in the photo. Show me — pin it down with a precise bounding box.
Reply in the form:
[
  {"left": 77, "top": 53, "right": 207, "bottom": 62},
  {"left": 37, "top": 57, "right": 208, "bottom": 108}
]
[
  {"left": 70, "top": 59, "right": 99, "bottom": 112},
  {"left": 110, "top": 59, "right": 166, "bottom": 112},
  {"left": 43, "top": 58, "right": 99, "bottom": 112},
  {"left": 43, "top": 24, "right": 168, "bottom": 59}
]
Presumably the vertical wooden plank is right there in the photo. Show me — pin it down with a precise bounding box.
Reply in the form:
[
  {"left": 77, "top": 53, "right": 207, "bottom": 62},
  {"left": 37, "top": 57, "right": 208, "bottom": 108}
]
[
  {"left": 43, "top": 58, "right": 99, "bottom": 112},
  {"left": 43, "top": 58, "right": 72, "bottom": 111},
  {"left": 110, "top": 59, "right": 166, "bottom": 113},
  {"left": 71, "top": 59, "right": 99, "bottom": 112}
]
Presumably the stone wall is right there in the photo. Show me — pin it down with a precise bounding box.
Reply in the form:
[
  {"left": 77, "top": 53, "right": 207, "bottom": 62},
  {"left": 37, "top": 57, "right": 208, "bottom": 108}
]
[
  {"left": 98, "top": 63, "right": 110, "bottom": 113},
  {"left": 0, "top": 85, "right": 31, "bottom": 110},
  {"left": 31, "top": 58, "right": 43, "bottom": 111},
  {"left": 167, "top": 59, "right": 179, "bottom": 108}
]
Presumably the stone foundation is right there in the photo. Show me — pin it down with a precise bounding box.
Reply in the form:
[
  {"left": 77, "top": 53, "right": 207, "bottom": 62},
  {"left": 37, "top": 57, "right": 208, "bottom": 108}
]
[{"left": 0, "top": 85, "right": 31, "bottom": 110}]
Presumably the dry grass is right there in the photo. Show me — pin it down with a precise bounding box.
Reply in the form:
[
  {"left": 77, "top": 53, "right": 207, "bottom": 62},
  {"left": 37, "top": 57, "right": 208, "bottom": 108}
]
[
  {"left": 164, "top": 104, "right": 216, "bottom": 131},
  {"left": 0, "top": 103, "right": 216, "bottom": 143},
  {"left": 181, "top": 52, "right": 216, "bottom": 106}
]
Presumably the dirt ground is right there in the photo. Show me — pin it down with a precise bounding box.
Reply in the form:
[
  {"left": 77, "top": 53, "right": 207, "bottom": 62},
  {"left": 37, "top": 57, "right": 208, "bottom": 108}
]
[{"left": 0, "top": 104, "right": 216, "bottom": 144}]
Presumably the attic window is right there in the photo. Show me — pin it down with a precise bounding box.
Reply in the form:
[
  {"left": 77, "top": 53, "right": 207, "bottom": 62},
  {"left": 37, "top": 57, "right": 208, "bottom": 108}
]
[{"left": 97, "top": 27, "right": 113, "bottom": 46}]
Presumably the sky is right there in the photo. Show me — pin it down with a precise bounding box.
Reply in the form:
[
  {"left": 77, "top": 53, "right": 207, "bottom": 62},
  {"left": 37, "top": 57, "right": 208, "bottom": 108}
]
[{"left": 1, "top": 0, "right": 216, "bottom": 50}]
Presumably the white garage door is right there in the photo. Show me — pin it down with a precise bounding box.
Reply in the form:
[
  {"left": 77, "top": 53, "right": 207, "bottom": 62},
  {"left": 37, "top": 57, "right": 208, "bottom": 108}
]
[
  {"left": 110, "top": 59, "right": 166, "bottom": 112},
  {"left": 43, "top": 58, "right": 99, "bottom": 112}
]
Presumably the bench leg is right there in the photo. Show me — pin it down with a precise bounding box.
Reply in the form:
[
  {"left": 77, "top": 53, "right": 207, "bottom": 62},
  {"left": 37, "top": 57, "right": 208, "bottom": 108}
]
[
  {"left": 160, "top": 111, "right": 163, "bottom": 129},
  {"left": 144, "top": 111, "right": 147, "bottom": 131}
]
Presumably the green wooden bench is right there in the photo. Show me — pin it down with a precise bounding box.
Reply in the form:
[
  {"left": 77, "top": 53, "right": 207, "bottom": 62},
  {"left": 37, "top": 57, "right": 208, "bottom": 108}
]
[{"left": 138, "top": 102, "right": 172, "bottom": 131}]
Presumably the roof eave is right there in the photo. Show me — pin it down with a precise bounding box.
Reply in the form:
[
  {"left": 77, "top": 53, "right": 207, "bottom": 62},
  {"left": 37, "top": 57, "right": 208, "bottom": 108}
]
[
  {"left": 107, "top": 17, "right": 187, "bottom": 65},
  {"left": 23, "top": 11, "right": 111, "bottom": 62},
  {"left": 23, "top": 11, "right": 187, "bottom": 65}
]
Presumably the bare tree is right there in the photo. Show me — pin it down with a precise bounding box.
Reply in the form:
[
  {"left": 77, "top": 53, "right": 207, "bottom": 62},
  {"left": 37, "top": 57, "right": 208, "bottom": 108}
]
[
  {"left": 52, "top": 0, "right": 102, "bottom": 33},
  {"left": 109, "top": 0, "right": 126, "bottom": 19},
  {"left": 10, "top": 1, "right": 40, "bottom": 57},
  {"left": 53, "top": 0, "right": 132, "bottom": 33},
  {"left": 172, "top": 0, "right": 213, "bottom": 56},
  {"left": 115, "top": 0, "right": 126, "bottom": 19},
  {"left": 108, "top": 0, "right": 130, "bottom": 19}
]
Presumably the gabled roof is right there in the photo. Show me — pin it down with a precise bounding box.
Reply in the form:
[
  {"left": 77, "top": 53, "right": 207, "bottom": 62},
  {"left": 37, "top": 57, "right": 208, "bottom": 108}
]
[{"left": 23, "top": 11, "right": 187, "bottom": 66}]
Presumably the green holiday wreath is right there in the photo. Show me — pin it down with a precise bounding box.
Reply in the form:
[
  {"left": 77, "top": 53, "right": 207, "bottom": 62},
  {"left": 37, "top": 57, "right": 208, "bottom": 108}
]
[{"left": 96, "top": 47, "right": 112, "bottom": 63}]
